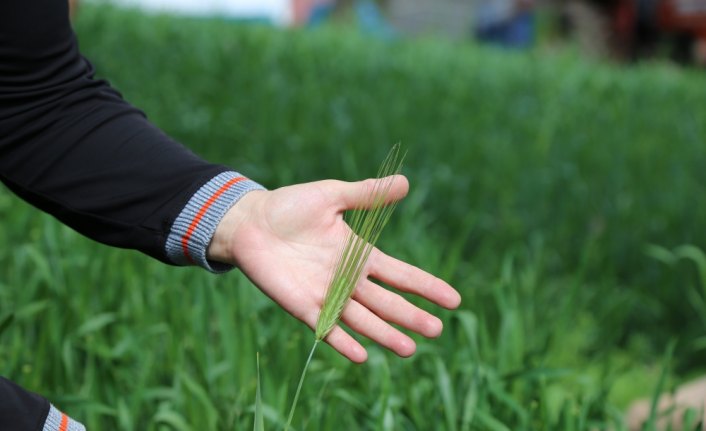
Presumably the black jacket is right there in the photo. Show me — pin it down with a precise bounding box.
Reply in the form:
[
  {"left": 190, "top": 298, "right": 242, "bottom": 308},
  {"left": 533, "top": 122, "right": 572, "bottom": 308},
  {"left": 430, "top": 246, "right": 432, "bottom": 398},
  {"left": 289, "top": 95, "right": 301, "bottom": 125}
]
[{"left": 0, "top": 0, "right": 233, "bottom": 264}]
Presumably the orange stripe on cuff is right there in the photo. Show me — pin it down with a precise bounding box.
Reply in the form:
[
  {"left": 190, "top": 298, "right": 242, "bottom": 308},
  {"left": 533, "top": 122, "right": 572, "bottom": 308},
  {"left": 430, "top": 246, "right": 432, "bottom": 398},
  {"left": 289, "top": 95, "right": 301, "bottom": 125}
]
[
  {"left": 58, "top": 413, "right": 68, "bottom": 431},
  {"left": 180, "top": 176, "right": 246, "bottom": 263}
]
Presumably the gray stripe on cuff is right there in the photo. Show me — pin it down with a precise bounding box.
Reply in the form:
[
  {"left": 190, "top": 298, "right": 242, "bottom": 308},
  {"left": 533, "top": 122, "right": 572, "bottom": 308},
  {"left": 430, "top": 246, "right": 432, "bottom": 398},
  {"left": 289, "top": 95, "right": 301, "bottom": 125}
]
[
  {"left": 165, "top": 171, "right": 266, "bottom": 273},
  {"left": 43, "top": 404, "right": 86, "bottom": 431}
]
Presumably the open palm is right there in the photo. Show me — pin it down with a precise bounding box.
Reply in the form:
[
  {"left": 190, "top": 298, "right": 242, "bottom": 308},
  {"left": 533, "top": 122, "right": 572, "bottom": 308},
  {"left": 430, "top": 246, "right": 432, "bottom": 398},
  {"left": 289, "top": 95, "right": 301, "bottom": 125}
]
[{"left": 209, "top": 176, "right": 461, "bottom": 363}]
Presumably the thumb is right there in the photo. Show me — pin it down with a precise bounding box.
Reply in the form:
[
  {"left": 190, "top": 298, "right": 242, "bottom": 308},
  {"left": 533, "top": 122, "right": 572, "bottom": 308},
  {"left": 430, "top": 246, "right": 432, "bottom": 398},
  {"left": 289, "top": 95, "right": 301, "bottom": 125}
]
[{"left": 330, "top": 175, "right": 409, "bottom": 211}]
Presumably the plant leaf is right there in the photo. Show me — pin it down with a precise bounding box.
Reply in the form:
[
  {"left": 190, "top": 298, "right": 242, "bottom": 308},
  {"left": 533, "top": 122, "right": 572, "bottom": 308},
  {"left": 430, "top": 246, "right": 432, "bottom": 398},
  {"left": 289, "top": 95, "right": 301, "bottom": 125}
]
[{"left": 254, "top": 352, "right": 265, "bottom": 431}]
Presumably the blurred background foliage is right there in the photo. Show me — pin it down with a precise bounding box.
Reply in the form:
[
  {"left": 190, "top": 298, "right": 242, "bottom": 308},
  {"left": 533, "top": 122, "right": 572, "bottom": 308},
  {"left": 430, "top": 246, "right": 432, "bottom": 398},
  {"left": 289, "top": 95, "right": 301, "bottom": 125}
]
[{"left": 1, "top": 3, "right": 705, "bottom": 430}]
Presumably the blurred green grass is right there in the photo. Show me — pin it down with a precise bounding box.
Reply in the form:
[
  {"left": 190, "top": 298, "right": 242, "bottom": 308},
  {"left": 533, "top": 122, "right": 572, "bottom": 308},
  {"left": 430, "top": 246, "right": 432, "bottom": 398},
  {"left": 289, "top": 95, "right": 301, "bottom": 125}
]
[{"left": 1, "top": 5, "right": 705, "bottom": 430}]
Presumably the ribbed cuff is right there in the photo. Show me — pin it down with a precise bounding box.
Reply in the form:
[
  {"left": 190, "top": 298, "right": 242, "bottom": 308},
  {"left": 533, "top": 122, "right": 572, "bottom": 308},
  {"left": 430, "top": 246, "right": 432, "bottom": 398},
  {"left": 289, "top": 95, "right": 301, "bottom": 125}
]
[
  {"left": 42, "top": 404, "right": 86, "bottom": 431},
  {"left": 165, "top": 171, "right": 266, "bottom": 273}
]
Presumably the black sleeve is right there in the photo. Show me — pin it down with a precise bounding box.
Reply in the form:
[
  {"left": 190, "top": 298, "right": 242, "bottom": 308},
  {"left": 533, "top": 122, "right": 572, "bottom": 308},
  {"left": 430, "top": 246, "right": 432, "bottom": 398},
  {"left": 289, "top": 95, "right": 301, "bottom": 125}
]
[
  {"left": 0, "top": 377, "right": 49, "bottom": 431},
  {"left": 0, "top": 0, "right": 231, "bottom": 264}
]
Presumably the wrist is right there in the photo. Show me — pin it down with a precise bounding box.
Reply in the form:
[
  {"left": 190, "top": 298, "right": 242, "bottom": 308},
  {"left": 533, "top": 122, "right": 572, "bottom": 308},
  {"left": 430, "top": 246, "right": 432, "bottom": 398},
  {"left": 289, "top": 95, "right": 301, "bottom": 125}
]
[
  {"left": 164, "top": 171, "right": 266, "bottom": 272},
  {"left": 207, "top": 189, "right": 266, "bottom": 265}
]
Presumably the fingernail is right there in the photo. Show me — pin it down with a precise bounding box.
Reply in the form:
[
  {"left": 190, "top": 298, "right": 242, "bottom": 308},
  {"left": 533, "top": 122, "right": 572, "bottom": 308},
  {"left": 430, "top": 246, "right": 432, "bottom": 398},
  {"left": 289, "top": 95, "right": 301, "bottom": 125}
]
[
  {"left": 427, "top": 316, "right": 443, "bottom": 338},
  {"left": 354, "top": 345, "right": 368, "bottom": 363},
  {"left": 446, "top": 289, "right": 462, "bottom": 308},
  {"left": 398, "top": 337, "right": 416, "bottom": 357}
]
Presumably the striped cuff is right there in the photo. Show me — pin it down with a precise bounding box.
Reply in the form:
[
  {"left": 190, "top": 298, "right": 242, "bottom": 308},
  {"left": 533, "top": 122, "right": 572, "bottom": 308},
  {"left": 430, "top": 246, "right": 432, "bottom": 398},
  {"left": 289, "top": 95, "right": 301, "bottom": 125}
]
[
  {"left": 165, "top": 171, "right": 266, "bottom": 273},
  {"left": 43, "top": 404, "right": 86, "bottom": 431}
]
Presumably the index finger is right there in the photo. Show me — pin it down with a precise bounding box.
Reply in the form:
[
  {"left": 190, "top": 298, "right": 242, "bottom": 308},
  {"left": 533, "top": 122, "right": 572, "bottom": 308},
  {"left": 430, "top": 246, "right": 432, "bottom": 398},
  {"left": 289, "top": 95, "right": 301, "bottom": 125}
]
[{"left": 367, "top": 248, "right": 462, "bottom": 309}]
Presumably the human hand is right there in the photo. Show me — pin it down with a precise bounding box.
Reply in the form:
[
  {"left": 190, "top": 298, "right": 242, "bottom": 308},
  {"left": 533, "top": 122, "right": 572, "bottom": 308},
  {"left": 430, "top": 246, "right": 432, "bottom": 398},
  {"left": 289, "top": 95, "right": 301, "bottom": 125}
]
[{"left": 207, "top": 176, "right": 461, "bottom": 363}]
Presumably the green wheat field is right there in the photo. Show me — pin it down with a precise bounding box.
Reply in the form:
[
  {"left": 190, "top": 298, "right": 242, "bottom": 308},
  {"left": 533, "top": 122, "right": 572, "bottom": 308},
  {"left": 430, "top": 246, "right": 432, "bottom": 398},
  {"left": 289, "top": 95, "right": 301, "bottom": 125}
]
[{"left": 1, "top": 5, "right": 706, "bottom": 430}]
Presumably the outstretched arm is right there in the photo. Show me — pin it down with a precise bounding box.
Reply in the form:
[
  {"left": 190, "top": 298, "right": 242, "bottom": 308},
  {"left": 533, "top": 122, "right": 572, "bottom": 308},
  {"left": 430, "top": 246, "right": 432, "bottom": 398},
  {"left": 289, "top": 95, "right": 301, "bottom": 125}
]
[
  {"left": 208, "top": 176, "right": 462, "bottom": 362},
  {"left": 0, "top": 0, "right": 460, "bottom": 363}
]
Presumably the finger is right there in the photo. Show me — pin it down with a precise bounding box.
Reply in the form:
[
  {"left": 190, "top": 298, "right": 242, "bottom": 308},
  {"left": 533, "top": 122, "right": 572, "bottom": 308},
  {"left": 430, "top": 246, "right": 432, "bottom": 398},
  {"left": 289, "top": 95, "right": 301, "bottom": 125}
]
[
  {"left": 354, "top": 279, "right": 443, "bottom": 338},
  {"left": 340, "top": 299, "right": 417, "bottom": 357},
  {"left": 323, "top": 326, "right": 369, "bottom": 363},
  {"left": 368, "top": 248, "right": 462, "bottom": 309},
  {"left": 322, "top": 176, "right": 409, "bottom": 212},
  {"left": 301, "top": 307, "right": 368, "bottom": 363}
]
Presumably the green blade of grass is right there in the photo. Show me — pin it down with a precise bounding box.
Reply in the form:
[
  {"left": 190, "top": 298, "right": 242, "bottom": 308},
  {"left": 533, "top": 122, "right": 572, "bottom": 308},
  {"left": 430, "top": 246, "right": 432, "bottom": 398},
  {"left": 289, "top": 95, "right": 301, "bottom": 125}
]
[
  {"left": 255, "top": 352, "right": 265, "bottom": 431},
  {"left": 0, "top": 312, "right": 14, "bottom": 337}
]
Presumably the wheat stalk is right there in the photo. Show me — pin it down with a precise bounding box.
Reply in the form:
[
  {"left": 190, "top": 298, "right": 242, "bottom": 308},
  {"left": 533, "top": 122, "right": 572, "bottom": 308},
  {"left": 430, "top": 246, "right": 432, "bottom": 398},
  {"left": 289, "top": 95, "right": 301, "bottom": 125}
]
[{"left": 283, "top": 144, "right": 405, "bottom": 431}]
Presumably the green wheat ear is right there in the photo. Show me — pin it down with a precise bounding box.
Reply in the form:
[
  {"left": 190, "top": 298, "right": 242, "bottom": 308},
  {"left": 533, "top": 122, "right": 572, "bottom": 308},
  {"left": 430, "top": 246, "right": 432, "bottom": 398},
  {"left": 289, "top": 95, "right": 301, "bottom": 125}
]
[
  {"left": 283, "top": 144, "right": 405, "bottom": 431},
  {"left": 315, "top": 143, "right": 405, "bottom": 340}
]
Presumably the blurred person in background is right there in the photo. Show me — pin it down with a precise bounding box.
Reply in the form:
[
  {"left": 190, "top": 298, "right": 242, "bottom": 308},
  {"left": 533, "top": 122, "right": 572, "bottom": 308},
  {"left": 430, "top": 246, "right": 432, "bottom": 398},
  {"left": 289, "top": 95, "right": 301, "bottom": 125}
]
[
  {"left": 0, "top": 0, "right": 460, "bottom": 429},
  {"left": 474, "top": 0, "right": 536, "bottom": 49},
  {"left": 294, "top": 0, "right": 395, "bottom": 36},
  {"left": 292, "top": 0, "right": 336, "bottom": 25}
]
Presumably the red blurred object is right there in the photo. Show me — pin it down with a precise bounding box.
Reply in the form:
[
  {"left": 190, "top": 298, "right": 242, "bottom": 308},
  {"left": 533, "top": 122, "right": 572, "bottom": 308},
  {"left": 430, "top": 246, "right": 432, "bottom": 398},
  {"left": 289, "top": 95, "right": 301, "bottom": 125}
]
[
  {"left": 291, "top": 0, "right": 315, "bottom": 25},
  {"left": 658, "top": 0, "right": 706, "bottom": 39},
  {"left": 600, "top": 0, "right": 706, "bottom": 63}
]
